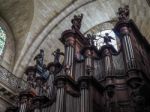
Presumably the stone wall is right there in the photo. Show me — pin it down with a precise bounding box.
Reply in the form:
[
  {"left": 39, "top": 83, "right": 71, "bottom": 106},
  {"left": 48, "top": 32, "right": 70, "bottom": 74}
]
[{"left": 0, "top": 98, "right": 11, "bottom": 112}]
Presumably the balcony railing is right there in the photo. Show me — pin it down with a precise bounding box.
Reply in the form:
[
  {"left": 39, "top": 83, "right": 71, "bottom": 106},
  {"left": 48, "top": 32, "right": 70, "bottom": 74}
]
[{"left": 0, "top": 65, "right": 27, "bottom": 93}]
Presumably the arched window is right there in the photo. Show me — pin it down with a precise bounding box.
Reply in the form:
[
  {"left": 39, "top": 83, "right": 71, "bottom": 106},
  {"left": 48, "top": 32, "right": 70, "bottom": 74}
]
[
  {"left": 0, "top": 26, "right": 6, "bottom": 55},
  {"left": 95, "top": 29, "right": 118, "bottom": 50},
  {"left": 85, "top": 21, "right": 120, "bottom": 51}
]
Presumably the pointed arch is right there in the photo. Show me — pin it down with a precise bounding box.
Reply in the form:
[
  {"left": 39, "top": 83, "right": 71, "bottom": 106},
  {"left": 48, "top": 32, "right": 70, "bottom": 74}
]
[{"left": 0, "top": 17, "right": 15, "bottom": 72}]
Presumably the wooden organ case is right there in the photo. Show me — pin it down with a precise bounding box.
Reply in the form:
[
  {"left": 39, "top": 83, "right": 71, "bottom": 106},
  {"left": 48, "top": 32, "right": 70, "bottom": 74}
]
[{"left": 6, "top": 6, "right": 150, "bottom": 112}]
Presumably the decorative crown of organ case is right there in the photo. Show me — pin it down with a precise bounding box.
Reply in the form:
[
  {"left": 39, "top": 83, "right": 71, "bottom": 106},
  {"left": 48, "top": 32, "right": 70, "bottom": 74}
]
[{"left": 6, "top": 6, "right": 150, "bottom": 112}]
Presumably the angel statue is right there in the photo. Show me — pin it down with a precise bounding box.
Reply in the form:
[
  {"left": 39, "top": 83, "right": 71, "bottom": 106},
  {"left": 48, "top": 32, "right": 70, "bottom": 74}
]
[
  {"left": 34, "top": 49, "right": 44, "bottom": 67},
  {"left": 98, "top": 33, "right": 115, "bottom": 45}
]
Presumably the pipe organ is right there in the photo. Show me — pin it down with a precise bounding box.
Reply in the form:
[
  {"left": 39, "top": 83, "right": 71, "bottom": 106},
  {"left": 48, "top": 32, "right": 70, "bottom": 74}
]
[{"left": 6, "top": 6, "right": 150, "bottom": 112}]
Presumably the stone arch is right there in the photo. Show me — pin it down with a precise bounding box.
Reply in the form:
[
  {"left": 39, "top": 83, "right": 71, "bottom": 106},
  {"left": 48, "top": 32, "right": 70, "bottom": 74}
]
[{"left": 0, "top": 17, "right": 15, "bottom": 72}]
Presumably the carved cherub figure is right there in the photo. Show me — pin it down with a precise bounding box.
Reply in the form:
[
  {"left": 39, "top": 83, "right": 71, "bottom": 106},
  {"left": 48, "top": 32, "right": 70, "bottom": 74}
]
[
  {"left": 52, "top": 48, "right": 64, "bottom": 64},
  {"left": 98, "top": 33, "right": 115, "bottom": 45}
]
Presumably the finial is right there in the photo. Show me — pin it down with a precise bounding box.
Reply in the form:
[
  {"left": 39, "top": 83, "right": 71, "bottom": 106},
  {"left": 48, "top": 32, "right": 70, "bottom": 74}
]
[
  {"left": 71, "top": 14, "right": 83, "bottom": 30},
  {"left": 117, "top": 5, "right": 129, "bottom": 21}
]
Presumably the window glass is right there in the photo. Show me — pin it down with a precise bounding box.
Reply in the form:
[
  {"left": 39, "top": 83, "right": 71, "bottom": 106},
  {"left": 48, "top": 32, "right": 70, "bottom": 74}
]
[
  {"left": 0, "top": 27, "right": 6, "bottom": 55},
  {"left": 95, "top": 29, "right": 118, "bottom": 50}
]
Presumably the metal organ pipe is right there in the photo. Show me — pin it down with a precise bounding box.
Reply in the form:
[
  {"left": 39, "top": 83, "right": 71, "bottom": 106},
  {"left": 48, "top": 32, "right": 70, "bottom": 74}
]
[
  {"left": 115, "top": 23, "right": 144, "bottom": 111},
  {"left": 80, "top": 49, "right": 92, "bottom": 112},
  {"left": 19, "top": 95, "right": 30, "bottom": 112},
  {"left": 120, "top": 26, "right": 137, "bottom": 71},
  {"left": 44, "top": 72, "right": 55, "bottom": 112},
  {"left": 85, "top": 49, "right": 92, "bottom": 76},
  {"left": 122, "top": 34, "right": 136, "bottom": 70},
  {"left": 103, "top": 48, "right": 114, "bottom": 77},
  {"left": 64, "top": 37, "right": 75, "bottom": 77},
  {"left": 55, "top": 87, "right": 65, "bottom": 112}
]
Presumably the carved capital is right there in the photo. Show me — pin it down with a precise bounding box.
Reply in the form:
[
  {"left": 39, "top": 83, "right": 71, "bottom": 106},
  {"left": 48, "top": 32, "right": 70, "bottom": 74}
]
[
  {"left": 65, "top": 37, "right": 75, "bottom": 46},
  {"left": 54, "top": 75, "right": 66, "bottom": 88},
  {"left": 32, "top": 96, "right": 50, "bottom": 109},
  {"left": 19, "top": 91, "right": 35, "bottom": 104},
  {"left": 120, "top": 26, "right": 129, "bottom": 35},
  {"left": 102, "top": 48, "right": 111, "bottom": 57},
  {"left": 127, "top": 71, "right": 143, "bottom": 89},
  {"left": 80, "top": 81, "right": 89, "bottom": 89},
  {"left": 78, "top": 76, "right": 90, "bottom": 89}
]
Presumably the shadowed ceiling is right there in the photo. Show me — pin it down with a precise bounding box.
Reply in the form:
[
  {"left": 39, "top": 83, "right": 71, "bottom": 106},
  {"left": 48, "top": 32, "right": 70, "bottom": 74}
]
[{"left": 0, "top": 0, "right": 149, "bottom": 78}]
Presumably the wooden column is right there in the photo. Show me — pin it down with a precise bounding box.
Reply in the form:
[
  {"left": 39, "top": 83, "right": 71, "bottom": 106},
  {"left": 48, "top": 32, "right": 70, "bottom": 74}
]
[
  {"left": 84, "top": 49, "right": 92, "bottom": 76},
  {"left": 18, "top": 92, "right": 34, "bottom": 112},
  {"left": 34, "top": 75, "right": 46, "bottom": 112},
  {"left": 114, "top": 21, "right": 143, "bottom": 112},
  {"left": 101, "top": 46, "right": 115, "bottom": 111},
  {"left": 79, "top": 48, "right": 92, "bottom": 112},
  {"left": 45, "top": 63, "right": 57, "bottom": 112},
  {"left": 47, "top": 71, "right": 55, "bottom": 99},
  {"left": 54, "top": 76, "right": 66, "bottom": 112},
  {"left": 22, "top": 66, "right": 36, "bottom": 112},
  {"left": 80, "top": 80, "right": 89, "bottom": 112},
  {"left": 115, "top": 23, "right": 142, "bottom": 88},
  {"left": 61, "top": 31, "right": 76, "bottom": 78}
]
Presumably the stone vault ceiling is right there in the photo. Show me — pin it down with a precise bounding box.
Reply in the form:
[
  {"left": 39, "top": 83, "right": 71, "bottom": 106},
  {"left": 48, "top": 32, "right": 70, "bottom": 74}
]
[
  {"left": 0, "top": 0, "right": 34, "bottom": 58},
  {"left": 0, "top": 0, "right": 149, "bottom": 78}
]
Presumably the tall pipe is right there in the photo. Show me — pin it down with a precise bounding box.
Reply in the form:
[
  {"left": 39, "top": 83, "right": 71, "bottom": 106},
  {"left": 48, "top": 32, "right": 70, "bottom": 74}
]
[
  {"left": 64, "top": 36, "right": 75, "bottom": 77},
  {"left": 54, "top": 76, "right": 65, "bottom": 112}
]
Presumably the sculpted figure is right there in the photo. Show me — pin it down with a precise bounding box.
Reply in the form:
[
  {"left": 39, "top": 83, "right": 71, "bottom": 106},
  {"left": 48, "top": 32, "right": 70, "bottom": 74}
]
[
  {"left": 52, "top": 49, "right": 64, "bottom": 64},
  {"left": 87, "top": 34, "right": 97, "bottom": 46},
  {"left": 34, "top": 49, "right": 44, "bottom": 67},
  {"left": 117, "top": 5, "right": 129, "bottom": 21},
  {"left": 71, "top": 14, "right": 83, "bottom": 30},
  {"left": 98, "top": 33, "right": 115, "bottom": 45}
]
